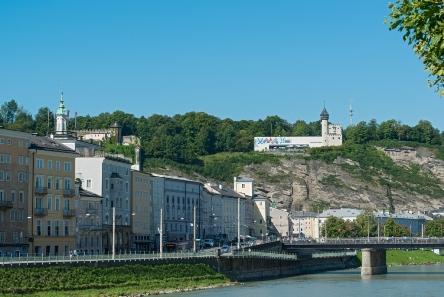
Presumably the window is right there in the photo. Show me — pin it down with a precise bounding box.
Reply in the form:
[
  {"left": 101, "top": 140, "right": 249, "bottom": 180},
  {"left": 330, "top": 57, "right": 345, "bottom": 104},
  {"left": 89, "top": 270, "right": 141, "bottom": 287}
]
[
  {"left": 0, "top": 171, "right": 11, "bottom": 182},
  {"left": 242, "top": 183, "right": 245, "bottom": 188},
  {"left": 86, "top": 179, "right": 92, "bottom": 188},
  {"left": 125, "top": 182, "right": 129, "bottom": 193},
  {"left": 47, "top": 196, "right": 52, "bottom": 211},
  {"left": 64, "top": 178, "right": 71, "bottom": 190},
  {"left": 47, "top": 160, "right": 53, "bottom": 170},
  {"left": 64, "top": 199, "right": 70, "bottom": 210},
  {"left": 10, "top": 191, "right": 15, "bottom": 203},
  {"left": 36, "top": 159, "right": 44, "bottom": 169},
  {"left": 63, "top": 162, "right": 72, "bottom": 172},
  {"left": 0, "top": 154, "right": 11, "bottom": 164},
  {"left": 55, "top": 197, "right": 60, "bottom": 211},
  {"left": 47, "top": 176, "right": 52, "bottom": 189},
  {"left": 36, "top": 220, "right": 41, "bottom": 236},
  {"left": 64, "top": 221, "right": 69, "bottom": 236},
  {"left": 17, "top": 172, "right": 27, "bottom": 183},
  {"left": 55, "top": 161, "right": 61, "bottom": 171},
  {"left": 47, "top": 220, "right": 51, "bottom": 236},
  {"left": 105, "top": 179, "right": 109, "bottom": 190},
  {"left": 19, "top": 192, "right": 24, "bottom": 203},
  {"left": 36, "top": 175, "right": 46, "bottom": 188},
  {"left": 36, "top": 197, "right": 43, "bottom": 209},
  {"left": 55, "top": 221, "right": 59, "bottom": 236},
  {"left": 55, "top": 178, "right": 61, "bottom": 190}
]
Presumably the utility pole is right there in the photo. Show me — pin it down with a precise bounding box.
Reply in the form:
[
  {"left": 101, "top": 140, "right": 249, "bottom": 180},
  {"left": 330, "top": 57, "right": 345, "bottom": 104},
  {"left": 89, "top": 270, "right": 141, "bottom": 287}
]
[
  {"left": 160, "top": 208, "right": 163, "bottom": 258},
  {"left": 193, "top": 205, "right": 196, "bottom": 253},
  {"left": 112, "top": 207, "right": 116, "bottom": 260},
  {"left": 237, "top": 197, "right": 241, "bottom": 248},
  {"left": 367, "top": 214, "right": 370, "bottom": 241}
]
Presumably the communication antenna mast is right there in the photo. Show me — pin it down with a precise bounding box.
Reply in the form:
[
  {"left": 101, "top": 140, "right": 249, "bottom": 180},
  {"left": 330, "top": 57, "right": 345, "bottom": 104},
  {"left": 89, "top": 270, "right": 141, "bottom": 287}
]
[{"left": 349, "top": 103, "right": 354, "bottom": 126}]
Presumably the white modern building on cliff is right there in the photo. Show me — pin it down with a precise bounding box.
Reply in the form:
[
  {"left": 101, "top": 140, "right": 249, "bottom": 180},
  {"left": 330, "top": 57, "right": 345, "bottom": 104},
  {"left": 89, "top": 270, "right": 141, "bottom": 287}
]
[{"left": 254, "top": 107, "right": 342, "bottom": 151}]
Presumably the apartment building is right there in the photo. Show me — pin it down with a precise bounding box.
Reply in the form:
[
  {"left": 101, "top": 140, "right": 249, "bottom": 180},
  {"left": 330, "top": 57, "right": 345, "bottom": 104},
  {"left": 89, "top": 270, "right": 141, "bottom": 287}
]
[
  {"left": 76, "top": 185, "right": 103, "bottom": 254},
  {"left": 0, "top": 129, "right": 31, "bottom": 256},
  {"left": 30, "top": 136, "right": 78, "bottom": 256},
  {"left": 75, "top": 156, "right": 132, "bottom": 253},
  {"left": 131, "top": 170, "right": 153, "bottom": 252},
  {"left": 151, "top": 174, "right": 202, "bottom": 250}
]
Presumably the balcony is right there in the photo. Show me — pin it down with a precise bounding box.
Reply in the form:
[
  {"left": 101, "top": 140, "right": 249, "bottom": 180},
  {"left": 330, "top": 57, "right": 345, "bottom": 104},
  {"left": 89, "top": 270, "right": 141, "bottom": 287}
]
[
  {"left": 34, "top": 208, "right": 48, "bottom": 217},
  {"left": 35, "top": 187, "right": 48, "bottom": 195},
  {"left": 63, "top": 189, "right": 76, "bottom": 197},
  {"left": 0, "top": 200, "right": 13, "bottom": 209},
  {"left": 63, "top": 209, "right": 76, "bottom": 218},
  {"left": 85, "top": 208, "right": 98, "bottom": 215},
  {"left": 78, "top": 224, "right": 104, "bottom": 231}
]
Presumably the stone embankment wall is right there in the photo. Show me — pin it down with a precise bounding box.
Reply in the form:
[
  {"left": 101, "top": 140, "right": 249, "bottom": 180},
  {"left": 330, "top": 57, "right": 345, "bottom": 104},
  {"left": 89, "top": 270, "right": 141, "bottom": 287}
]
[{"left": 218, "top": 256, "right": 359, "bottom": 281}]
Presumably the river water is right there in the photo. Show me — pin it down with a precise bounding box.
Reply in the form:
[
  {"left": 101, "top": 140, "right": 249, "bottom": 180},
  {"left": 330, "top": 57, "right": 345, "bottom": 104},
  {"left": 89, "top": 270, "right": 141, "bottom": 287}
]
[{"left": 168, "top": 265, "right": 444, "bottom": 297}]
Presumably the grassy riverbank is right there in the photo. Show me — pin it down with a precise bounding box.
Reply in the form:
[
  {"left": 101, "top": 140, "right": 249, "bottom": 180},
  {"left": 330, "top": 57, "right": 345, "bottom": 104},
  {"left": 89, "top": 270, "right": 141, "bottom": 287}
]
[
  {"left": 386, "top": 250, "right": 444, "bottom": 266},
  {"left": 357, "top": 250, "right": 444, "bottom": 266},
  {"left": 0, "top": 263, "right": 230, "bottom": 297}
]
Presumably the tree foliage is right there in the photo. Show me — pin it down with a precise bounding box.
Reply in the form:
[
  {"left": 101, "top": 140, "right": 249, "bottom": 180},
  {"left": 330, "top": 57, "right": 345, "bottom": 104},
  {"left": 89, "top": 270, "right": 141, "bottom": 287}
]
[
  {"left": 387, "top": 0, "right": 444, "bottom": 93},
  {"left": 425, "top": 218, "right": 444, "bottom": 236}
]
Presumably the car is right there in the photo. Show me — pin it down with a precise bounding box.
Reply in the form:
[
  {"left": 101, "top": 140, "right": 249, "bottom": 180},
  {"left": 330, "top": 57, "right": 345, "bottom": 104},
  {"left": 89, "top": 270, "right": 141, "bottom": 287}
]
[
  {"left": 220, "top": 244, "right": 230, "bottom": 253},
  {"left": 204, "top": 239, "right": 215, "bottom": 248}
]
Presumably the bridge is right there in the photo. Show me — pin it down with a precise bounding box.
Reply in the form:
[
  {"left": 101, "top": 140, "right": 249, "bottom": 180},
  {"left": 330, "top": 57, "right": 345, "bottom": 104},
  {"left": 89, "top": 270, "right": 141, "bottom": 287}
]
[{"left": 283, "top": 237, "right": 444, "bottom": 276}]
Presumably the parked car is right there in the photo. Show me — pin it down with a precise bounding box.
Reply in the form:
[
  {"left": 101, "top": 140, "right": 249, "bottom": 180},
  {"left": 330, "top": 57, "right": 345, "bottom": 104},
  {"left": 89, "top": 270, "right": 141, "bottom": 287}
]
[
  {"left": 204, "top": 239, "right": 215, "bottom": 248},
  {"left": 220, "top": 244, "right": 230, "bottom": 253}
]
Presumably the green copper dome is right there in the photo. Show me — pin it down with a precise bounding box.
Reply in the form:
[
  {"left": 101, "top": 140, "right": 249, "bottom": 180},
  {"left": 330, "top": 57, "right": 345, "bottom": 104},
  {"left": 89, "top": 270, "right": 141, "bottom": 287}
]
[{"left": 56, "top": 93, "right": 68, "bottom": 116}]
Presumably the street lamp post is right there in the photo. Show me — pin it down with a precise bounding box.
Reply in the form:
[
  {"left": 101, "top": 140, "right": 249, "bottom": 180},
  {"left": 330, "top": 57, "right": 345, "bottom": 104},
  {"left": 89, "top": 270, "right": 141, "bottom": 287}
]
[
  {"left": 159, "top": 208, "right": 163, "bottom": 258},
  {"left": 112, "top": 207, "right": 116, "bottom": 260},
  {"left": 237, "top": 197, "right": 241, "bottom": 249},
  {"left": 193, "top": 205, "right": 196, "bottom": 253}
]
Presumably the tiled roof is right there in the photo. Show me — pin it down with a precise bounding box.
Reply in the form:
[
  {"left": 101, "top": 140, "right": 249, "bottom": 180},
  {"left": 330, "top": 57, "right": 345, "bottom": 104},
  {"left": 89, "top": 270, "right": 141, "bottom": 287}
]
[
  {"left": 79, "top": 188, "right": 102, "bottom": 198},
  {"left": 30, "top": 136, "right": 77, "bottom": 154},
  {"left": 319, "top": 208, "right": 363, "bottom": 218}
]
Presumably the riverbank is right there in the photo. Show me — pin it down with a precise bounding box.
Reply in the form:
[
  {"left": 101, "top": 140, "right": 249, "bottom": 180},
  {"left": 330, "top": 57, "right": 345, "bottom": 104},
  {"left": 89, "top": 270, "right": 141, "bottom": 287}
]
[
  {"left": 0, "top": 263, "right": 230, "bottom": 297},
  {"left": 386, "top": 250, "right": 444, "bottom": 266}
]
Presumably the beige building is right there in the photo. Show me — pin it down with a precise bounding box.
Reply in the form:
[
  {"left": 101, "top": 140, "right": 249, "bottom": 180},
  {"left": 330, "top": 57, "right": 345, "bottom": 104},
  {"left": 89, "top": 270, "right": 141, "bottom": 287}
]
[
  {"left": 0, "top": 129, "right": 31, "bottom": 256},
  {"left": 270, "top": 207, "right": 291, "bottom": 239},
  {"left": 291, "top": 211, "right": 318, "bottom": 239},
  {"left": 30, "top": 136, "right": 78, "bottom": 256},
  {"left": 131, "top": 170, "right": 153, "bottom": 252}
]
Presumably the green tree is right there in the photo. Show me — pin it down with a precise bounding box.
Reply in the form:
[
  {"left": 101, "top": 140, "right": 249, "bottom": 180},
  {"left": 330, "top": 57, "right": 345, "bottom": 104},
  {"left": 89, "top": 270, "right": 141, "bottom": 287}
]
[
  {"left": 387, "top": 0, "right": 444, "bottom": 93},
  {"left": 383, "top": 218, "right": 411, "bottom": 237},
  {"left": 355, "top": 212, "right": 378, "bottom": 237},
  {"left": 425, "top": 218, "right": 444, "bottom": 237},
  {"left": 34, "top": 107, "right": 54, "bottom": 136},
  {"left": 321, "top": 217, "right": 348, "bottom": 238},
  {"left": 292, "top": 120, "right": 311, "bottom": 136},
  {"left": 0, "top": 100, "right": 19, "bottom": 124}
]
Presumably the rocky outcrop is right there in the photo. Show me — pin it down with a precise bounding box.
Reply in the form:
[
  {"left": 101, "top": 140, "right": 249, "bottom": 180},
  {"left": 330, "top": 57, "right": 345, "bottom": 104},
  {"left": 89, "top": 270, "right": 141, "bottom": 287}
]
[{"left": 240, "top": 148, "right": 444, "bottom": 212}]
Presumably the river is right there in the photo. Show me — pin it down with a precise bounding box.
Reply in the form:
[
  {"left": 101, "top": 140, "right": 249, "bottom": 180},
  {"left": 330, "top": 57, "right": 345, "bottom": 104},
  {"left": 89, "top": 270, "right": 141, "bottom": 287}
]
[{"left": 169, "top": 265, "right": 444, "bottom": 297}]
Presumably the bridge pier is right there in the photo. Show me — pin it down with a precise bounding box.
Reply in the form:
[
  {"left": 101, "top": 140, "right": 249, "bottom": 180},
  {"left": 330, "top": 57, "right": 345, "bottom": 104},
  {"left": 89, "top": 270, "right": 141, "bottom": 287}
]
[{"left": 361, "top": 248, "right": 387, "bottom": 276}]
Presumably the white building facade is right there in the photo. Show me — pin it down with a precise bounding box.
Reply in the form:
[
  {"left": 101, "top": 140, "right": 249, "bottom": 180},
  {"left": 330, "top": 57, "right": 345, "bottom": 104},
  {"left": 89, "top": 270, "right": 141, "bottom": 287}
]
[
  {"left": 254, "top": 107, "right": 342, "bottom": 151},
  {"left": 75, "top": 156, "right": 132, "bottom": 253}
]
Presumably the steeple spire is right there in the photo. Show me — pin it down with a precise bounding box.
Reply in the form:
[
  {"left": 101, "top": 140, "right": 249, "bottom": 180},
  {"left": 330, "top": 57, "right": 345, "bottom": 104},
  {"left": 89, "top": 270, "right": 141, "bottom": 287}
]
[{"left": 55, "top": 92, "right": 68, "bottom": 135}]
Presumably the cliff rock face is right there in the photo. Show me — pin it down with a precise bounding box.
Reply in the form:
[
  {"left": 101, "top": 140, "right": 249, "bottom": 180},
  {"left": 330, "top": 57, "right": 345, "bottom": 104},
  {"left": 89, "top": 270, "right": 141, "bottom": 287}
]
[{"left": 242, "top": 148, "right": 444, "bottom": 212}]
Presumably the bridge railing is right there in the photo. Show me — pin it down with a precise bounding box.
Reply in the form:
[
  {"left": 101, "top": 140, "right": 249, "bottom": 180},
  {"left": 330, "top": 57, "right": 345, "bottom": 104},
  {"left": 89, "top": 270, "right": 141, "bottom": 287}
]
[
  {"left": 230, "top": 250, "right": 298, "bottom": 260},
  {"left": 0, "top": 250, "right": 217, "bottom": 266},
  {"left": 312, "top": 251, "right": 357, "bottom": 258},
  {"left": 285, "top": 237, "right": 444, "bottom": 245}
]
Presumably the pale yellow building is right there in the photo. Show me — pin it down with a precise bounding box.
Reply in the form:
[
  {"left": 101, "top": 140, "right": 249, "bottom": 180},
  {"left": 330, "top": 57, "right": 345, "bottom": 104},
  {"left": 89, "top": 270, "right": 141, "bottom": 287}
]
[
  {"left": 0, "top": 129, "right": 31, "bottom": 256},
  {"left": 30, "top": 136, "right": 78, "bottom": 256}
]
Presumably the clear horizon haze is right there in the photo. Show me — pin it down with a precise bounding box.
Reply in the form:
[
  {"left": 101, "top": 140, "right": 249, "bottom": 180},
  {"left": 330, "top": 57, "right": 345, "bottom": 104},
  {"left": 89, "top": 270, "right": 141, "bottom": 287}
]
[{"left": 1, "top": 0, "right": 443, "bottom": 128}]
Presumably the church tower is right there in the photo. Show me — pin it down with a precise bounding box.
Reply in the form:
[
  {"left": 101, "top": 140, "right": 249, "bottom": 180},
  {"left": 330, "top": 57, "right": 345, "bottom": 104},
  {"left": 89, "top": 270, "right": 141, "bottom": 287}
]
[
  {"left": 320, "top": 107, "right": 329, "bottom": 146},
  {"left": 56, "top": 92, "right": 68, "bottom": 136}
]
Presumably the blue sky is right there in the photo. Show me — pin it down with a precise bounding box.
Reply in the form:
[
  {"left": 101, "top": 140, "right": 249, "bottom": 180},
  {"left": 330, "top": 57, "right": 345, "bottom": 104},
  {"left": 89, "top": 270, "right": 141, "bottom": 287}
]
[{"left": 0, "top": 0, "right": 442, "bottom": 128}]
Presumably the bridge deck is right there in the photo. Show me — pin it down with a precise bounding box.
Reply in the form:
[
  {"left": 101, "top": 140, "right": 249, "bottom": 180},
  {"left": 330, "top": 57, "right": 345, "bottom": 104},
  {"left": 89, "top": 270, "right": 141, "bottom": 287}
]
[{"left": 284, "top": 237, "right": 444, "bottom": 250}]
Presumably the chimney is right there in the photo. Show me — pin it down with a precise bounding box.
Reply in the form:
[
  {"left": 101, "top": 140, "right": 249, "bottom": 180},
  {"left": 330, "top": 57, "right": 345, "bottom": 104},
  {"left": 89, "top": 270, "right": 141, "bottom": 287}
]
[{"left": 233, "top": 176, "right": 237, "bottom": 190}]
